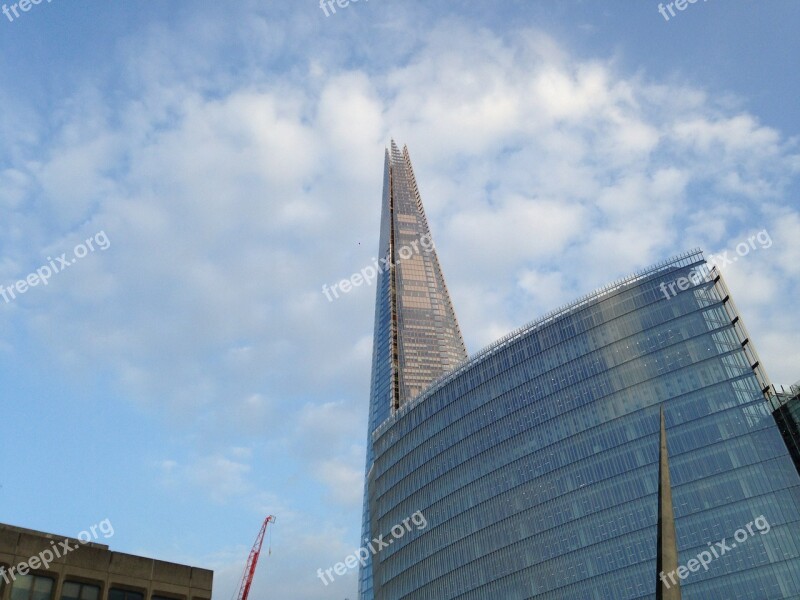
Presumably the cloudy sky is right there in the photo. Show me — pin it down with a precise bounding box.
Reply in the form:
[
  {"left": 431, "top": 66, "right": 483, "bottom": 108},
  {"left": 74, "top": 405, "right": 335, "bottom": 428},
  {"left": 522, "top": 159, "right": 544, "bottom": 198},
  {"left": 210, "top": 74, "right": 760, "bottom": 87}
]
[{"left": 1, "top": 1, "right": 798, "bottom": 598}]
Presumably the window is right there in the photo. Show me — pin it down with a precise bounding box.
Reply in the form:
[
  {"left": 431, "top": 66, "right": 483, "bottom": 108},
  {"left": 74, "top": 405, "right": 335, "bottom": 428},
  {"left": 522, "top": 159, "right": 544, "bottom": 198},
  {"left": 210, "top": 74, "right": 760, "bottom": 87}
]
[
  {"left": 60, "top": 582, "right": 100, "bottom": 600},
  {"left": 108, "top": 590, "right": 143, "bottom": 600},
  {"left": 10, "top": 574, "right": 54, "bottom": 600}
]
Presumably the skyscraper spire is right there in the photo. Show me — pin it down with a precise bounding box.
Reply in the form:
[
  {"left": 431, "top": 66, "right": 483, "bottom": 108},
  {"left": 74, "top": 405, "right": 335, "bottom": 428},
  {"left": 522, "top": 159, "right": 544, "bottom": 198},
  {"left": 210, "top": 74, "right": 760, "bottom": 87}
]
[
  {"left": 359, "top": 141, "right": 468, "bottom": 599},
  {"left": 384, "top": 141, "right": 467, "bottom": 408}
]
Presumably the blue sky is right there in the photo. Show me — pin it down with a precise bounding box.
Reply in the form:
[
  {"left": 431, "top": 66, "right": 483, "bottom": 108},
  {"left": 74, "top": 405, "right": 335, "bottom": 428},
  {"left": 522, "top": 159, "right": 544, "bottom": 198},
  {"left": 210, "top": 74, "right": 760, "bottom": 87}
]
[{"left": 1, "top": 1, "right": 798, "bottom": 598}]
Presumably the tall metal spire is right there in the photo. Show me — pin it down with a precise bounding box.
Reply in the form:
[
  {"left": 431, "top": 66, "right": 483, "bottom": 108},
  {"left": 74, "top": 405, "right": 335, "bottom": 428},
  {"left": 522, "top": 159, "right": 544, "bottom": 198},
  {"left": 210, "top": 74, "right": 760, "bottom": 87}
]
[{"left": 657, "top": 405, "right": 682, "bottom": 599}]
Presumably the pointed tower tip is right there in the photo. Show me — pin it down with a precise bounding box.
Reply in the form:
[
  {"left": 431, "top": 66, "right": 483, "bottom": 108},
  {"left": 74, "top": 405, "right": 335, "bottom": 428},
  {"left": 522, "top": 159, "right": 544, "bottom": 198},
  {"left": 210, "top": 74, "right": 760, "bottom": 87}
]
[
  {"left": 388, "top": 139, "right": 404, "bottom": 166},
  {"left": 377, "top": 141, "right": 468, "bottom": 408}
]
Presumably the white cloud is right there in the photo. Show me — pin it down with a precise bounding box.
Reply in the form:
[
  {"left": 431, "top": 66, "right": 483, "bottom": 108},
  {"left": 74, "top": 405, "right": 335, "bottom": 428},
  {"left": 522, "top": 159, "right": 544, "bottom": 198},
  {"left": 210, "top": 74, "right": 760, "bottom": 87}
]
[
  {"left": 314, "top": 458, "right": 363, "bottom": 507},
  {"left": 6, "top": 11, "right": 795, "bottom": 449},
  {"left": 161, "top": 453, "right": 253, "bottom": 504}
]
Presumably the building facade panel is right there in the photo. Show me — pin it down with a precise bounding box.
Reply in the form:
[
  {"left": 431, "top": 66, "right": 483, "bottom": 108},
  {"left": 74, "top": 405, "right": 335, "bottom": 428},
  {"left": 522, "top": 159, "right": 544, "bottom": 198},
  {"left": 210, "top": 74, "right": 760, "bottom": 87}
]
[
  {"left": 368, "top": 252, "right": 800, "bottom": 599},
  {"left": 770, "top": 384, "right": 800, "bottom": 477}
]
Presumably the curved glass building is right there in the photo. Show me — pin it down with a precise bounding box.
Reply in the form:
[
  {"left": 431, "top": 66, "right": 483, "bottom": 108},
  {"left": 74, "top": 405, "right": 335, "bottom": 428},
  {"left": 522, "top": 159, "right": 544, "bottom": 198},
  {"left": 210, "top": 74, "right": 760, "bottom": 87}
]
[{"left": 359, "top": 143, "right": 800, "bottom": 599}]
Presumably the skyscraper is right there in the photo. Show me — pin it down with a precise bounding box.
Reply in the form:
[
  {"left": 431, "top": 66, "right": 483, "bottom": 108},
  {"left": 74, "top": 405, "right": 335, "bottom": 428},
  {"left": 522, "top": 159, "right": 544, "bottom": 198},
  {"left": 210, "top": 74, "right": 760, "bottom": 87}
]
[
  {"left": 358, "top": 142, "right": 468, "bottom": 599},
  {"left": 769, "top": 382, "right": 800, "bottom": 477},
  {"left": 359, "top": 144, "right": 800, "bottom": 599}
]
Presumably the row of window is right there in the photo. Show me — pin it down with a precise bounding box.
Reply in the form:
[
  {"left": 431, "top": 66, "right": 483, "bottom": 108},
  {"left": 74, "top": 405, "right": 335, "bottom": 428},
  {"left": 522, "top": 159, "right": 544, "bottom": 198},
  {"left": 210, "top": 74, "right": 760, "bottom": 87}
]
[
  {"left": 375, "top": 297, "right": 739, "bottom": 474},
  {"left": 376, "top": 346, "right": 758, "bottom": 504},
  {"left": 376, "top": 257, "right": 710, "bottom": 440},
  {"left": 0, "top": 574, "right": 206, "bottom": 600},
  {"left": 376, "top": 370, "right": 766, "bottom": 522}
]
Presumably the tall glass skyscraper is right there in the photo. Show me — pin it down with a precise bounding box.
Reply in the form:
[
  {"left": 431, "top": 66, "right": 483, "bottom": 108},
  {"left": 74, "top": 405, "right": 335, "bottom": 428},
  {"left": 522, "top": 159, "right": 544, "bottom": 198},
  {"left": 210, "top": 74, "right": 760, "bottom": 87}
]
[
  {"left": 770, "top": 383, "right": 800, "bottom": 478},
  {"left": 359, "top": 143, "right": 800, "bottom": 599},
  {"left": 359, "top": 141, "right": 468, "bottom": 599}
]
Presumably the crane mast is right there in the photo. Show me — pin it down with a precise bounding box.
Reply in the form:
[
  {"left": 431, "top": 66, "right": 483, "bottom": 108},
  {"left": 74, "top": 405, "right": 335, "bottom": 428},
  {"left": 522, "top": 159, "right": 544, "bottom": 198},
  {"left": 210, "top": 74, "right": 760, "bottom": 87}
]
[{"left": 234, "top": 515, "right": 276, "bottom": 600}]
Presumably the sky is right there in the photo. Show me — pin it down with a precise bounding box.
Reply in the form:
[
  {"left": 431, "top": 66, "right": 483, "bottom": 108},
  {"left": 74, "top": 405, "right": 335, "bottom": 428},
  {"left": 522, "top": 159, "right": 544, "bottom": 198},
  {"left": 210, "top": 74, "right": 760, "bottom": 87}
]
[{"left": 0, "top": 0, "right": 798, "bottom": 598}]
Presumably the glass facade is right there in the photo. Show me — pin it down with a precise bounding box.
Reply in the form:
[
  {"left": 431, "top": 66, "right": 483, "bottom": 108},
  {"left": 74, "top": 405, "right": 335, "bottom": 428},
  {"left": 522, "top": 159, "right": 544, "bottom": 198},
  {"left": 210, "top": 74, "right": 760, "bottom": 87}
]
[
  {"left": 367, "top": 251, "right": 800, "bottom": 599},
  {"left": 358, "top": 142, "right": 468, "bottom": 599},
  {"left": 388, "top": 142, "right": 467, "bottom": 405},
  {"left": 770, "top": 384, "right": 800, "bottom": 478}
]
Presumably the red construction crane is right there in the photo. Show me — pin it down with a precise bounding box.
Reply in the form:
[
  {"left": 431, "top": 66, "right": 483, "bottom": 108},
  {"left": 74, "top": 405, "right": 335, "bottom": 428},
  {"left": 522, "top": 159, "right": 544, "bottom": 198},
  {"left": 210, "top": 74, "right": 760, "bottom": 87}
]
[{"left": 233, "top": 515, "right": 276, "bottom": 600}]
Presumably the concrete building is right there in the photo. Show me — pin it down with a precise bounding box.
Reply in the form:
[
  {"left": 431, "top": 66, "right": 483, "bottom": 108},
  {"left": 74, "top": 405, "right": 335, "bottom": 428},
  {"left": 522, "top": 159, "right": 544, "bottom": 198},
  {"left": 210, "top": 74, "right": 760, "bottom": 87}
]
[{"left": 0, "top": 523, "right": 212, "bottom": 600}]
